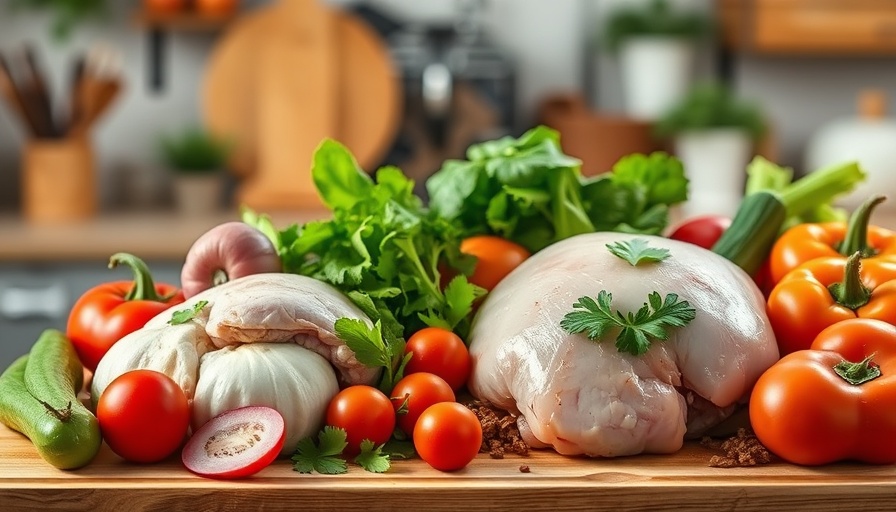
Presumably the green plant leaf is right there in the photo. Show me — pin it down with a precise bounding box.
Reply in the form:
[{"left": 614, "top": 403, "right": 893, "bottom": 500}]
[
  {"left": 605, "top": 238, "right": 671, "bottom": 266},
  {"left": 168, "top": 301, "right": 208, "bottom": 325}
]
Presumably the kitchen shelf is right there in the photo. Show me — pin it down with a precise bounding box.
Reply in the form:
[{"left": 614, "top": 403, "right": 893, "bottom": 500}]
[
  {"left": 132, "top": 8, "right": 239, "bottom": 93},
  {"left": 719, "top": 0, "right": 896, "bottom": 55},
  {"left": 133, "top": 9, "right": 238, "bottom": 31}
]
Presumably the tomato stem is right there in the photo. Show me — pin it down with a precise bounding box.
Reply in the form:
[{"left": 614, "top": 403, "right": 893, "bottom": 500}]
[
  {"left": 827, "top": 251, "right": 871, "bottom": 310},
  {"left": 838, "top": 195, "right": 885, "bottom": 257},
  {"left": 834, "top": 354, "right": 881, "bottom": 385},
  {"left": 109, "top": 252, "right": 167, "bottom": 302}
]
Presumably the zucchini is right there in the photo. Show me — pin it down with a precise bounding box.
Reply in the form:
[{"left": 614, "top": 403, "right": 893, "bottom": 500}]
[
  {"left": 0, "top": 330, "right": 101, "bottom": 469},
  {"left": 711, "top": 191, "right": 786, "bottom": 276}
]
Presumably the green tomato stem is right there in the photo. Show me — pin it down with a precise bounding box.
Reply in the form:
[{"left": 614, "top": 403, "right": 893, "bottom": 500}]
[
  {"left": 833, "top": 354, "right": 881, "bottom": 385},
  {"left": 109, "top": 252, "right": 165, "bottom": 302}
]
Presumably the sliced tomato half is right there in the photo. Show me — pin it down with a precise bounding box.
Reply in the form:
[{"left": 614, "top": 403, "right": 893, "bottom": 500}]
[{"left": 182, "top": 406, "right": 285, "bottom": 479}]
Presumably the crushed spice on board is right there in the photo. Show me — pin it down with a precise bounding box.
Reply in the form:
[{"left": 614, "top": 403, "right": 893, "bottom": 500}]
[
  {"left": 463, "top": 400, "right": 529, "bottom": 459},
  {"left": 701, "top": 428, "right": 775, "bottom": 468}
]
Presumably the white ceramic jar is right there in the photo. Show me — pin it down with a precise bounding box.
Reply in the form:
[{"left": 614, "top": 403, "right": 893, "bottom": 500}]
[{"left": 805, "top": 89, "right": 896, "bottom": 212}]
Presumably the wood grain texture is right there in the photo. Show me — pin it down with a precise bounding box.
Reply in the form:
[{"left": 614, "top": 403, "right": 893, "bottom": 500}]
[{"left": 1, "top": 423, "right": 896, "bottom": 512}]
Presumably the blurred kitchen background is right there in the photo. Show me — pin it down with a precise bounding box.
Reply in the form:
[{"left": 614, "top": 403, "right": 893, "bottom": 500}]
[{"left": 3, "top": 0, "right": 896, "bottom": 365}]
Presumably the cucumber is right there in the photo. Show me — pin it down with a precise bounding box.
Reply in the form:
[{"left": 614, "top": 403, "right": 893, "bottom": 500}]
[
  {"left": 0, "top": 330, "right": 102, "bottom": 469},
  {"left": 711, "top": 191, "right": 787, "bottom": 276}
]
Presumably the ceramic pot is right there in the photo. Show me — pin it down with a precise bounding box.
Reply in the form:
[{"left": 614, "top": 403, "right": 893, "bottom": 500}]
[
  {"left": 172, "top": 174, "right": 223, "bottom": 215},
  {"left": 619, "top": 37, "right": 695, "bottom": 121},
  {"left": 675, "top": 128, "right": 753, "bottom": 218},
  {"left": 805, "top": 89, "right": 896, "bottom": 212}
]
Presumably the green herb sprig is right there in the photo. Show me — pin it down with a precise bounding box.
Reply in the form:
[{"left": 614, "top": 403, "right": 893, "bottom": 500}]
[
  {"left": 606, "top": 238, "right": 670, "bottom": 266},
  {"left": 168, "top": 300, "right": 208, "bottom": 326},
  {"left": 560, "top": 291, "right": 696, "bottom": 356},
  {"left": 291, "top": 426, "right": 391, "bottom": 474}
]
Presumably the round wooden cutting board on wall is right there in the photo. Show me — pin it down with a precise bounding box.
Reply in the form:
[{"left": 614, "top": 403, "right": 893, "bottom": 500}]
[{"left": 201, "top": 0, "right": 402, "bottom": 210}]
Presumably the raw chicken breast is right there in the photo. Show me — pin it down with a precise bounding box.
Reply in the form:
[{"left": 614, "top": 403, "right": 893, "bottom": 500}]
[{"left": 467, "top": 233, "right": 779, "bottom": 457}]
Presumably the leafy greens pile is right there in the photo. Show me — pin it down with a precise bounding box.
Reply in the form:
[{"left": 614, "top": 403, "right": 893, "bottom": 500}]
[
  {"left": 246, "top": 126, "right": 690, "bottom": 357},
  {"left": 426, "top": 126, "right": 689, "bottom": 252}
]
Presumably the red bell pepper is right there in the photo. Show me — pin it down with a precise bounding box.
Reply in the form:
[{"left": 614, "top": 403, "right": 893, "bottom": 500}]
[{"left": 66, "top": 253, "right": 184, "bottom": 371}]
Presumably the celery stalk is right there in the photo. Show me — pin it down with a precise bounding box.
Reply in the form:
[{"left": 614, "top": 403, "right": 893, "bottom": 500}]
[
  {"left": 744, "top": 156, "right": 792, "bottom": 195},
  {"left": 777, "top": 161, "right": 866, "bottom": 217}
]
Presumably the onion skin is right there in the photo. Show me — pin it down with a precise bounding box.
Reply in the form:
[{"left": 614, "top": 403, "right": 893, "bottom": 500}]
[{"left": 181, "top": 222, "right": 282, "bottom": 298}]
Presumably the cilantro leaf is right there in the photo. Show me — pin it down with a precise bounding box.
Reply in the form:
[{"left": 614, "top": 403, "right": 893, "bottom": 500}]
[
  {"left": 382, "top": 439, "right": 416, "bottom": 460},
  {"left": 560, "top": 291, "right": 696, "bottom": 356},
  {"left": 335, "top": 318, "right": 389, "bottom": 368},
  {"left": 605, "top": 239, "right": 671, "bottom": 266},
  {"left": 442, "top": 275, "right": 486, "bottom": 330},
  {"left": 291, "top": 426, "right": 349, "bottom": 474},
  {"left": 335, "top": 317, "right": 408, "bottom": 393},
  {"left": 354, "top": 439, "right": 391, "bottom": 473},
  {"left": 168, "top": 300, "right": 208, "bottom": 325}
]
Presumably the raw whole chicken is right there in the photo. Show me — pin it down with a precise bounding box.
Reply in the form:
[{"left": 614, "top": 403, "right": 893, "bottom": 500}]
[
  {"left": 467, "top": 233, "right": 779, "bottom": 458},
  {"left": 91, "top": 273, "right": 378, "bottom": 455}
]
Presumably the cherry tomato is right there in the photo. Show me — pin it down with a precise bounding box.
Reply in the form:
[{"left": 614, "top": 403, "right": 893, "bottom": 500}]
[
  {"left": 404, "top": 327, "right": 471, "bottom": 391},
  {"left": 96, "top": 369, "right": 190, "bottom": 463},
  {"left": 666, "top": 215, "right": 731, "bottom": 250},
  {"left": 413, "top": 402, "right": 482, "bottom": 471},
  {"left": 390, "top": 372, "right": 455, "bottom": 435},
  {"left": 460, "top": 236, "right": 531, "bottom": 291},
  {"left": 326, "top": 385, "right": 395, "bottom": 455}
]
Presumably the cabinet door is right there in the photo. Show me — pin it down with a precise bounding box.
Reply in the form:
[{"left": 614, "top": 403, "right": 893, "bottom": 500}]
[{"left": 0, "top": 262, "right": 182, "bottom": 371}]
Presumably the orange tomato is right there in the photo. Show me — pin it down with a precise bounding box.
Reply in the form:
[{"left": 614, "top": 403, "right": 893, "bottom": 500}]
[
  {"left": 390, "top": 372, "right": 455, "bottom": 436},
  {"left": 404, "top": 327, "right": 471, "bottom": 391},
  {"left": 414, "top": 402, "right": 482, "bottom": 471},
  {"left": 195, "top": 0, "right": 239, "bottom": 16},
  {"left": 460, "top": 235, "right": 530, "bottom": 291}
]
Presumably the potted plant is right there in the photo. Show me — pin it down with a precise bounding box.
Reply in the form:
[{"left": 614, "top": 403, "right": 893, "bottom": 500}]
[
  {"left": 9, "top": 0, "right": 108, "bottom": 41},
  {"left": 655, "top": 83, "right": 766, "bottom": 218},
  {"left": 160, "top": 128, "right": 230, "bottom": 215},
  {"left": 602, "top": 0, "right": 712, "bottom": 121}
]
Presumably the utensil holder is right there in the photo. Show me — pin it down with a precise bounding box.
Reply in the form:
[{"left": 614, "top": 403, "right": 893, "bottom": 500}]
[{"left": 22, "top": 136, "right": 96, "bottom": 223}]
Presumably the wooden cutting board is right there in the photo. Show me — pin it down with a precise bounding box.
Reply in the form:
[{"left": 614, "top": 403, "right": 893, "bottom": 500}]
[
  {"left": 202, "top": 0, "right": 402, "bottom": 210},
  {"left": 1, "top": 422, "right": 895, "bottom": 512}
]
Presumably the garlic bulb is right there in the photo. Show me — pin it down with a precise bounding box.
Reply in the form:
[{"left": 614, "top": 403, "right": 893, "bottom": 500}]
[{"left": 91, "top": 273, "right": 379, "bottom": 457}]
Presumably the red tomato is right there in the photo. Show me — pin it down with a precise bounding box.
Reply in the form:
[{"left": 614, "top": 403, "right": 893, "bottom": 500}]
[
  {"left": 404, "top": 327, "right": 471, "bottom": 391},
  {"left": 460, "top": 236, "right": 531, "bottom": 291},
  {"left": 96, "top": 369, "right": 190, "bottom": 463},
  {"left": 143, "top": 0, "right": 187, "bottom": 14},
  {"left": 413, "top": 402, "right": 482, "bottom": 471},
  {"left": 390, "top": 372, "right": 455, "bottom": 435},
  {"left": 666, "top": 215, "right": 732, "bottom": 250},
  {"left": 182, "top": 406, "right": 285, "bottom": 479},
  {"left": 326, "top": 385, "right": 395, "bottom": 455}
]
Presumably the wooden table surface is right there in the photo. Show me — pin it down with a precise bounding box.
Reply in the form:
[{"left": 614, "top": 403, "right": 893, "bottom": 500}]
[{"left": 1, "top": 423, "right": 895, "bottom": 512}]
